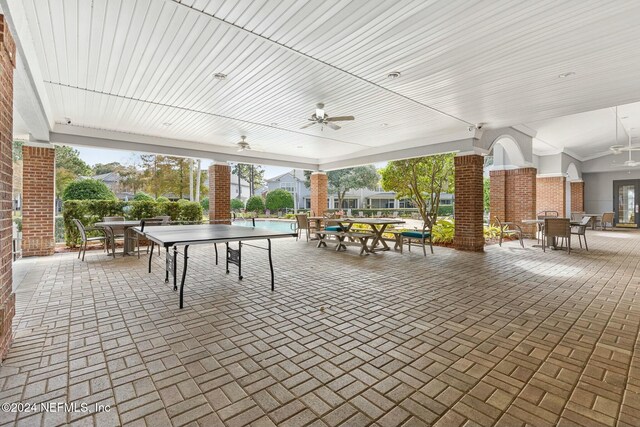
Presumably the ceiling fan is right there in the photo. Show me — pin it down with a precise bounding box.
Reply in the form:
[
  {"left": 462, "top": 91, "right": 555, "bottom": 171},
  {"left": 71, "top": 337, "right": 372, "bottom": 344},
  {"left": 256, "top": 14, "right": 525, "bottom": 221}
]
[
  {"left": 235, "top": 136, "right": 252, "bottom": 152},
  {"left": 300, "top": 103, "right": 354, "bottom": 130},
  {"left": 613, "top": 134, "right": 640, "bottom": 167}
]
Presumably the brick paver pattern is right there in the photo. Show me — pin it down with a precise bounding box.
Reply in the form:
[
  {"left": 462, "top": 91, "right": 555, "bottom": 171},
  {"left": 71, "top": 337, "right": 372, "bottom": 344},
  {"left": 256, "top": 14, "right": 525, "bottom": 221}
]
[{"left": 1, "top": 230, "right": 639, "bottom": 426}]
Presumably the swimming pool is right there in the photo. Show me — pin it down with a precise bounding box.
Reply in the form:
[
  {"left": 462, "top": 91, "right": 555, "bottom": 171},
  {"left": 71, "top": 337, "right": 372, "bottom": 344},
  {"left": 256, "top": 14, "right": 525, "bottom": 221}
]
[{"left": 233, "top": 219, "right": 296, "bottom": 233}]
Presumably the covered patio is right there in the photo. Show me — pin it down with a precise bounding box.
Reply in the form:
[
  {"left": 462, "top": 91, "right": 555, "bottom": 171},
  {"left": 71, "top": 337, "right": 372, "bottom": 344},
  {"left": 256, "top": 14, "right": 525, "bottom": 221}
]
[
  {"left": 2, "top": 231, "right": 640, "bottom": 426},
  {"left": 2, "top": 1, "right": 640, "bottom": 426}
]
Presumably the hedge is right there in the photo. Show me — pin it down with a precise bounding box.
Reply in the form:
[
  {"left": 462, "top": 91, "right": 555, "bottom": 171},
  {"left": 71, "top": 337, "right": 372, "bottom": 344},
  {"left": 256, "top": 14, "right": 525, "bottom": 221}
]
[{"left": 62, "top": 199, "right": 203, "bottom": 248}]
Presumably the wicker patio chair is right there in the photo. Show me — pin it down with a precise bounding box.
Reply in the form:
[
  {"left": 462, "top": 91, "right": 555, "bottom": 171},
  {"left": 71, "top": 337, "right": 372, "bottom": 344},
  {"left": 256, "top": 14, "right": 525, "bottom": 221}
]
[
  {"left": 571, "top": 215, "right": 592, "bottom": 250},
  {"left": 543, "top": 218, "right": 571, "bottom": 254},
  {"left": 600, "top": 212, "right": 614, "bottom": 230}
]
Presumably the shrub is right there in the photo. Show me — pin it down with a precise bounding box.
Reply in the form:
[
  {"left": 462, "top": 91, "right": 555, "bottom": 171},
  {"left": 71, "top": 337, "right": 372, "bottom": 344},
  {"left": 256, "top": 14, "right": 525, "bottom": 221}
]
[
  {"left": 265, "top": 189, "right": 293, "bottom": 213},
  {"left": 179, "top": 201, "right": 203, "bottom": 222},
  {"left": 133, "top": 191, "right": 154, "bottom": 201},
  {"left": 246, "top": 196, "right": 264, "bottom": 213},
  {"left": 62, "top": 179, "right": 116, "bottom": 201},
  {"left": 129, "top": 201, "right": 159, "bottom": 219},
  {"left": 231, "top": 198, "right": 244, "bottom": 211},
  {"left": 431, "top": 218, "right": 455, "bottom": 244},
  {"left": 156, "top": 196, "right": 170, "bottom": 203},
  {"left": 200, "top": 197, "right": 209, "bottom": 212}
]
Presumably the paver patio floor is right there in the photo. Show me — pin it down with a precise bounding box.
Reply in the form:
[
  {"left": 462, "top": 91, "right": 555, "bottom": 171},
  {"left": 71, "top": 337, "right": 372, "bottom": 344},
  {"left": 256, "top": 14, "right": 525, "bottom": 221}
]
[{"left": 1, "top": 230, "right": 640, "bottom": 426}]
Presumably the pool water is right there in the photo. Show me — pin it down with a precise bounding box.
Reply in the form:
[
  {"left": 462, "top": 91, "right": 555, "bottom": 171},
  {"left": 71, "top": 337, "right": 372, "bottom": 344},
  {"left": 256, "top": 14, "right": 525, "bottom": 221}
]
[{"left": 234, "top": 219, "right": 296, "bottom": 233}]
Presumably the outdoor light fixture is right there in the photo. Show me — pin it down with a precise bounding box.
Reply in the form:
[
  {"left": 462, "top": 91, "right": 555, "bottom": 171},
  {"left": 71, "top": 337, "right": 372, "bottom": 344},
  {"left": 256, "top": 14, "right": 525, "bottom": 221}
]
[
  {"left": 558, "top": 72, "right": 575, "bottom": 78},
  {"left": 387, "top": 71, "right": 401, "bottom": 79},
  {"left": 213, "top": 72, "right": 227, "bottom": 80}
]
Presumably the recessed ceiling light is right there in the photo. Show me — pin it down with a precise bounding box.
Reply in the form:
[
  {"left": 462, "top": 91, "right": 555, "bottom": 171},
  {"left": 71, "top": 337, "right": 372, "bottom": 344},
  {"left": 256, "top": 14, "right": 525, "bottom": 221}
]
[
  {"left": 387, "top": 71, "right": 401, "bottom": 79},
  {"left": 162, "top": 122, "right": 172, "bottom": 127},
  {"left": 558, "top": 72, "right": 575, "bottom": 78},
  {"left": 213, "top": 72, "right": 227, "bottom": 80},
  {"left": 270, "top": 122, "right": 278, "bottom": 126},
  {"left": 380, "top": 123, "right": 389, "bottom": 127}
]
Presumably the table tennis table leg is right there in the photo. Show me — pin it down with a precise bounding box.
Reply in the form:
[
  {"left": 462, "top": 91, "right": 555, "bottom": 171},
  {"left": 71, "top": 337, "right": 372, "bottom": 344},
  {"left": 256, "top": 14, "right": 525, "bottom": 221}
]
[
  {"left": 268, "top": 239, "right": 274, "bottom": 291},
  {"left": 214, "top": 243, "right": 218, "bottom": 265},
  {"left": 148, "top": 241, "right": 155, "bottom": 273},
  {"left": 173, "top": 246, "right": 178, "bottom": 291},
  {"left": 179, "top": 245, "right": 189, "bottom": 309}
]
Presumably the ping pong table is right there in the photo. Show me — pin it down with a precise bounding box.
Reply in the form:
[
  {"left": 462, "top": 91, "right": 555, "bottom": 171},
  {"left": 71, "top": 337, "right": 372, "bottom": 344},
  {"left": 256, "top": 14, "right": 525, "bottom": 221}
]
[{"left": 135, "top": 224, "right": 297, "bottom": 308}]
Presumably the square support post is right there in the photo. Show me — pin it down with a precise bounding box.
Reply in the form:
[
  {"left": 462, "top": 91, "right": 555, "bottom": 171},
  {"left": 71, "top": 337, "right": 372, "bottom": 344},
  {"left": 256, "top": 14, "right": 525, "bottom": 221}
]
[
  {"left": 0, "top": 14, "right": 16, "bottom": 361},
  {"left": 22, "top": 146, "right": 56, "bottom": 257},
  {"left": 454, "top": 154, "right": 485, "bottom": 252},
  {"left": 310, "top": 172, "right": 328, "bottom": 217},
  {"left": 209, "top": 162, "right": 231, "bottom": 224}
]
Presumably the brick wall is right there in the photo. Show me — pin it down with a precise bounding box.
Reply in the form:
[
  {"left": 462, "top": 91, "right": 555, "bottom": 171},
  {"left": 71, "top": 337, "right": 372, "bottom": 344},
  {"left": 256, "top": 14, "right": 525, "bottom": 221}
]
[
  {"left": 310, "top": 172, "right": 328, "bottom": 217},
  {"left": 209, "top": 163, "right": 231, "bottom": 224},
  {"left": 490, "top": 168, "right": 537, "bottom": 235},
  {"left": 571, "top": 181, "right": 584, "bottom": 212},
  {"left": 0, "top": 14, "right": 16, "bottom": 361},
  {"left": 454, "top": 155, "right": 484, "bottom": 252},
  {"left": 536, "top": 176, "right": 566, "bottom": 215},
  {"left": 22, "top": 146, "right": 56, "bottom": 257}
]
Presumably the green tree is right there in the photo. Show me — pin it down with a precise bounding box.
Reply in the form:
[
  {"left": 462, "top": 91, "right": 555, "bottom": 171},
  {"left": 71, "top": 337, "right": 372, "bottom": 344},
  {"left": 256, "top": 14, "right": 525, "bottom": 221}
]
[
  {"left": 232, "top": 163, "right": 265, "bottom": 197},
  {"left": 265, "top": 189, "right": 294, "bottom": 213},
  {"left": 483, "top": 177, "right": 490, "bottom": 213},
  {"left": 55, "top": 146, "right": 92, "bottom": 176},
  {"left": 93, "top": 162, "right": 124, "bottom": 175},
  {"left": 12, "top": 140, "right": 23, "bottom": 162},
  {"left": 246, "top": 195, "right": 265, "bottom": 213},
  {"left": 200, "top": 197, "right": 209, "bottom": 212},
  {"left": 56, "top": 168, "right": 77, "bottom": 197},
  {"left": 304, "top": 166, "right": 379, "bottom": 208},
  {"left": 379, "top": 154, "right": 455, "bottom": 229},
  {"left": 62, "top": 179, "right": 116, "bottom": 201},
  {"left": 231, "top": 198, "right": 244, "bottom": 211}
]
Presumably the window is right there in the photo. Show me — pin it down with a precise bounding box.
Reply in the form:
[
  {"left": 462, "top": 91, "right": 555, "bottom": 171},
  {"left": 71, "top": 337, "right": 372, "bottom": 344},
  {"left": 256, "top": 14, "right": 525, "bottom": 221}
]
[
  {"left": 280, "top": 182, "right": 295, "bottom": 193},
  {"left": 369, "top": 199, "right": 395, "bottom": 209},
  {"left": 304, "top": 198, "right": 311, "bottom": 209},
  {"left": 440, "top": 198, "right": 453, "bottom": 205},
  {"left": 398, "top": 198, "right": 413, "bottom": 208},
  {"left": 333, "top": 198, "right": 358, "bottom": 209}
]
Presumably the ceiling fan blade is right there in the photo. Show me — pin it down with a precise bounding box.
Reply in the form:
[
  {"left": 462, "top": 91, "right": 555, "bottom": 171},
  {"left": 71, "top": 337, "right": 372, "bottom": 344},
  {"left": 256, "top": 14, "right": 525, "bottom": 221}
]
[
  {"left": 326, "top": 122, "right": 341, "bottom": 130},
  {"left": 301, "top": 121, "right": 317, "bottom": 129},
  {"left": 326, "top": 116, "right": 355, "bottom": 122}
]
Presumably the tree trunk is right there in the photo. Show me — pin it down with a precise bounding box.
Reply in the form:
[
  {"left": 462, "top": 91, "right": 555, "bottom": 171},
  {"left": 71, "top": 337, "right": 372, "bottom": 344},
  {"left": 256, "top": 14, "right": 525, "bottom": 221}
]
[
  {"left": 195, "top": 159, "right": 201, "bottom": 202},
  {"left": 189, "top": 159, "right": 194, "bottom": 201}
]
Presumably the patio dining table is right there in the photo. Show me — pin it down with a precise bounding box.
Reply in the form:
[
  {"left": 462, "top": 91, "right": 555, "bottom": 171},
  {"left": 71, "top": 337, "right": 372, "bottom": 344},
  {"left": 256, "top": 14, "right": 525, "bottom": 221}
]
[
  {"left": 94, "top": 220, "right": 141, "bottom": 255},
  {"left": 336, "top": 218, "right": 405, "bottom": 252}
]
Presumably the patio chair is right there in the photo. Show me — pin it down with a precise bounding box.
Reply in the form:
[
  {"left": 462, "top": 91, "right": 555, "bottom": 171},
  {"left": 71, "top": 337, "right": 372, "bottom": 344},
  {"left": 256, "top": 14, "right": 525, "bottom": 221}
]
[
  {"left": 495, "top": 217, "right": 524, "bottom": 248},
  {"left": 295, "top": 214, "right": 315, "bottom": 241},
  {"left": 600, "top": 212, "right": 614, "bottom": 230},
  {"left": 570, "top": 212, "right": 585, "bottom": 222},
  {"left": 543, "top": 218, "right": 571, "bottom": 254},
  {"left": 400, "top": 224, "right": 433, "bottom": 256},
  {"left": 131, "top": 218, "right": 164, "bottom": 258},
  {"left": 73, "top": 219, "right": 111, "bottom": 261},
  {"left": 102, "top": 216, "right": 127, "bottom": 250},
  {"left": 375, "top": 211, "right": 383, "bottom": 218},
  {"left": 358, "top": 211, "right": 365, "bottom": 218},
  {"left": 571, "top": 215, "right": 591, "bottom": 250},
  {"left": 391, "top": 211, "right": 399, "bottom": 218},
  {"left": 538, "top": 211, "right": 559, "bottom": 218}
]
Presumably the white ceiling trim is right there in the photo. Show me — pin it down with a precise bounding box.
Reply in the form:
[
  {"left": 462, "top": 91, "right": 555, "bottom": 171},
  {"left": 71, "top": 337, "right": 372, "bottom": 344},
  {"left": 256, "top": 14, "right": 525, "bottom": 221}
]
[{"left": 48, "top": 124, "right": 320, "bottom": 169}]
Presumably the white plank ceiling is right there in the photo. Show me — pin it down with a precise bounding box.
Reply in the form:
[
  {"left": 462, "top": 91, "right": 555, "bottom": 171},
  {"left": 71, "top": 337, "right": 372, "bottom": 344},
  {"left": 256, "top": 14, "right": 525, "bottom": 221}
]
[{"left": 13, "top": 0, "right": 640, "bottom": 165}]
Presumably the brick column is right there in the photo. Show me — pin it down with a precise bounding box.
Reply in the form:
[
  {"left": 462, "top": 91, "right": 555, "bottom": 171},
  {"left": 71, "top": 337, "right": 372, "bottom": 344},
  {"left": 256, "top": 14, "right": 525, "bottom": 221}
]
[
  {"left": 491, "top": 168, "right": 537, "bottom": 235},
  {"left": 454, "top": 155, "right": 485, "bottom": 252},
  {"left": 0, "top": 14, "right": 16, "bottom": 360},
  {"left": 489, "top": 170, "right": 506, "bottom": 225},
  {"left": 22, "top": 146, "right": 56, "bottom": 257},
  {"left": 536, "top": 176, "right": 566, "bottom": 215},
  {"left": 570, "top": 181, "right": 584, "bottom": 212},
  {"left": 310, "top": 172, "right": 328, "bottom": 217},
  {"left": 208, "top": 162, "right": 231, "bottom": 224}
]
